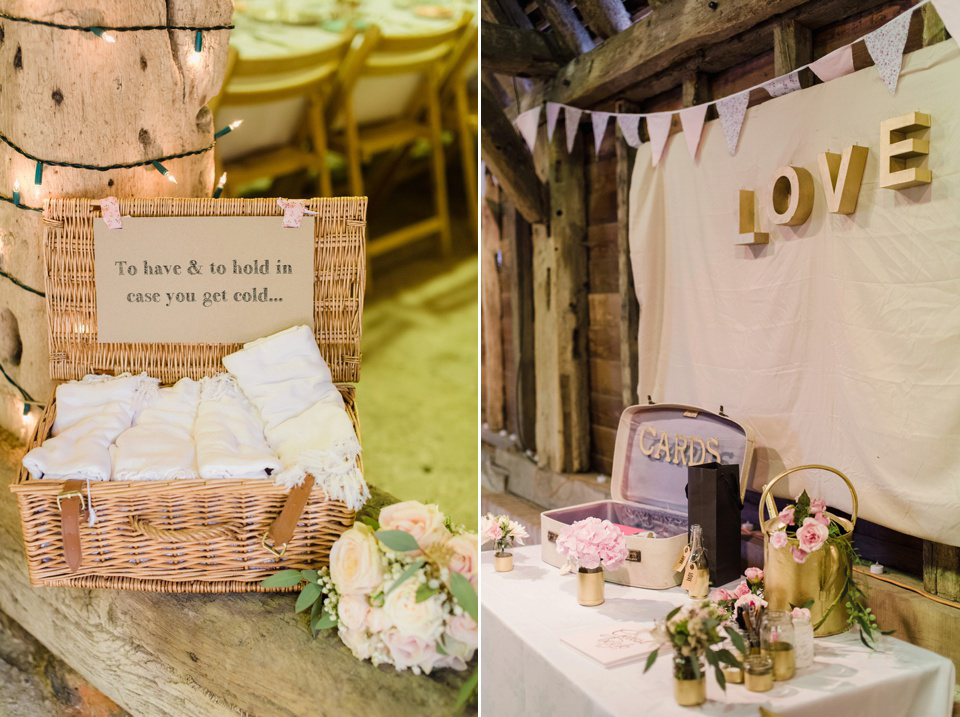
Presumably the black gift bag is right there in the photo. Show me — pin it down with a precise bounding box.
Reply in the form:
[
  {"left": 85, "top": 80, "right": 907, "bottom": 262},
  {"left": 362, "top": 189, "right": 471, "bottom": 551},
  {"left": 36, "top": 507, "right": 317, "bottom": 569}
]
[{"left": 686, "top": 462, "right": 743, "bottom": 586}]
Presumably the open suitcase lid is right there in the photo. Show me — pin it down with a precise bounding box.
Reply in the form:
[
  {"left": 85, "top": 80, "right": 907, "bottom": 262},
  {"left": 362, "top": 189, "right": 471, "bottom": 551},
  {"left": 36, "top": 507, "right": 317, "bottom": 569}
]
[{"left": 610, "top": 404, "right": 755, "bottom": 514}]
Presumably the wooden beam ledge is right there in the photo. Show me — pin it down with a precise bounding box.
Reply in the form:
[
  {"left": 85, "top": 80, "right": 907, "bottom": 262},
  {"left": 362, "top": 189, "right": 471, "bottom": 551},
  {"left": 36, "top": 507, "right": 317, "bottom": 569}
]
[{"left": 481, "top": 20, "right": 569, "bottom": 77}]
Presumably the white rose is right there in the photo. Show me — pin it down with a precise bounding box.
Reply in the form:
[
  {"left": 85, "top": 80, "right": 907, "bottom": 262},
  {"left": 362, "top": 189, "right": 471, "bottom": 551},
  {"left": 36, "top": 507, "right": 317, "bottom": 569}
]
[
  {"left": 339, "top": 626, "right": 373, "bottom": 660},
  {"left": 366, "top": 607, "right": 393, "bottom": 633},
  {"left": 379, "top": 501, "right": 448, "bottom": 552},
  {"left": 337, "top": 594, "right": 370, "bottom": 631},
  {"left": 382, "top": 629, "right": 440, "bottom": 673},
  {"left": 329, "top": 524, "right": 384, "bottom": 595},
  {"left": 383, "top": 576, "right": 445, "bottom": 642},
  {"left": 445, "top": 614, "right": 478, "bottom": 652}
]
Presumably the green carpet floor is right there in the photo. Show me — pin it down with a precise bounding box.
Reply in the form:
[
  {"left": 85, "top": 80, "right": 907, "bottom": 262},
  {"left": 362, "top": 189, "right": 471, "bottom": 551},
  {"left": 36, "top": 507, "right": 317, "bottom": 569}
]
[{"left": 355, "top": 254, "right": 478, "bottom": 529}]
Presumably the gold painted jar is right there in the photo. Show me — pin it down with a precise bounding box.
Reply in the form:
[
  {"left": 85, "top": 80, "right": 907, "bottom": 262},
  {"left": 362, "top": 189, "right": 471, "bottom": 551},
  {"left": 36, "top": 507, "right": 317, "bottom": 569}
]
[
  {"left": 744, "top": 655, "right": 774, "bottom": 692},
  {"left": 760, "top": 610, "right": 796, "bottom": 681},
  {"left": 577, "top": 567, "right": 604, "bottom": 606},
  {"left": 722, "top": 629, "right": 749, "bottom": 684},
  {"left": 673, "top": 657, "right": 706, "bottom": 707},
  {"left": 494, "top": 551, "right": 513, "bottom": 572}
]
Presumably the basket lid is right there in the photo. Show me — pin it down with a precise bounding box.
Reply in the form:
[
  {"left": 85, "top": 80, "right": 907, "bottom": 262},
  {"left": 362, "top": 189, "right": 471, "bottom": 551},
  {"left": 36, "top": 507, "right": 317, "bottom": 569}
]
[
  {"left": 609, "top": 404, "right": 754, "bottom": 513},
  {"left": 41, "top": 197, "right": 365, "bottom": 385}
]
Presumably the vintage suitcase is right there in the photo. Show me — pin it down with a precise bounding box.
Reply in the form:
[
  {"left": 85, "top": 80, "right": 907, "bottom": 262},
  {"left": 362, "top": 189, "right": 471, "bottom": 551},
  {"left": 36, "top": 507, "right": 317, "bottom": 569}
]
[
  {"left": 541, "top": 403, "right": 754, "bottom": 589},
  {"left": 11, "top": 197, "right": 366, "bottom": 592}
]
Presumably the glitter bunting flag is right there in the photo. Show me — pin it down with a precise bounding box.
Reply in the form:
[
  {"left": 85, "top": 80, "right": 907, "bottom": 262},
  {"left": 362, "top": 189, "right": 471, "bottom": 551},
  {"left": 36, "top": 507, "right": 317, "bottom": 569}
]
[
  {"left": 678, "top": 104, "right": 708, "bottom": 161},
  {"left": 762, "top": 71, "right": 802, "bottom": 98},
  {"left": 716, "top": 92, "right": 749, "bottom": 156},
  {"left": 864, "top": 10, "right": 912, "bottom": 95},
  {"left": 616, "top": 115, "right": 642, "bottom": 149}
]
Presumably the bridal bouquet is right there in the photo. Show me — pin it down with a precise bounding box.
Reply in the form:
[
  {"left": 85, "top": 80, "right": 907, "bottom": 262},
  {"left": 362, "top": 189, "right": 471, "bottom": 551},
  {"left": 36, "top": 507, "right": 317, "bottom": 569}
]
[{"left": 262, "top": 500, "right": 478, "bottom": 707}]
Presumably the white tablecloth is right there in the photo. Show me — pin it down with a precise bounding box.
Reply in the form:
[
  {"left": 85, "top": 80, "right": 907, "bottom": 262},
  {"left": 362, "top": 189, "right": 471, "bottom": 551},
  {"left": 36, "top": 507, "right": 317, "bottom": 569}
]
[{"left": 481, "top": 546, "right": 955, "bottom": 717}]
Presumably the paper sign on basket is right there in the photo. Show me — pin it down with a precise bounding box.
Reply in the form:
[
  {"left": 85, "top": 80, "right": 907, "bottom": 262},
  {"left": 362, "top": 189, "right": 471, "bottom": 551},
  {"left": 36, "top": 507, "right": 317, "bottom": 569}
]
[
  {"left": 93, "top": 216, "right": 315, "bottom": 344},
  {"left": 560, "top": 621, "right": 657, "bottom": 668}
]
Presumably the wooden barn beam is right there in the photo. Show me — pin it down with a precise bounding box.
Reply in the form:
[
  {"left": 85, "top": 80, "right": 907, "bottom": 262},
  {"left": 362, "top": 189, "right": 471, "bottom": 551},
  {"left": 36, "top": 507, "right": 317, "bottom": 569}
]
[
  {"left": 481, "top": 177, "right": 507, "bottom": 431},
  {"left": 481, "top": 21, "right": 568, "bottom": 76},
  {"left": 923, "top": 541, "right": 960, "bottom": 602},
  {"left": 773, "top": 18, "right": 813, "bottom": 86},
  {"left": 534, "top": 132, "right": 590, "bottom": 473},
  {"left": 535, "top": 0, "right": 595, "bottom": 55},
  {"left": 482, "top": 0, "right": 534, "bottom": 29},
  {"left": 480, "top": 84, "right": 548, "bottom": 224},
  {"left": 615, "top": 99, "right": 639, "bottom": 409},
  {"left": 576, "top": 0, "right": 631, "bottom": 39},
  {"left": 682, "top": 70, "right": 711, "bottom": 108}
]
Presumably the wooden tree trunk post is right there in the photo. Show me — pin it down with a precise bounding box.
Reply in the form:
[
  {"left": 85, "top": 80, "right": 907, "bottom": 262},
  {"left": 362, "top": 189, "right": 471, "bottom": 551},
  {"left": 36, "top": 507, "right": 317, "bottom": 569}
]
[
  {"left": 615, "top": 100, "right": 639, "bottom": 410},
  {"left": 0, "top": 0, "right": 232, "bottom": 433}
]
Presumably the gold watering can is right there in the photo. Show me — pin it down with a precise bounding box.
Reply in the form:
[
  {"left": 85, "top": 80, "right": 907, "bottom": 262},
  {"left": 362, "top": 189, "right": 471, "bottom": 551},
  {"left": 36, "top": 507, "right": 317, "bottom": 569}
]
[{"left": 759, "top": 465, "right": 859, "bottom": 637}]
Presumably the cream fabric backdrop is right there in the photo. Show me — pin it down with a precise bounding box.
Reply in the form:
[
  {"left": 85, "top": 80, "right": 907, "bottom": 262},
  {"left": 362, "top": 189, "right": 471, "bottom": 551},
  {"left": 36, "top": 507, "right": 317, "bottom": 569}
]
[{"left": 628, "top": 41, "right": 960, "bottom": 545}]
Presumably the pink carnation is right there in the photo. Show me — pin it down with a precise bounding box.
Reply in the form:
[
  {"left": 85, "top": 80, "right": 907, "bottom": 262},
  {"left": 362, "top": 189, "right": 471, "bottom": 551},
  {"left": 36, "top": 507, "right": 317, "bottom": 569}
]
[
  {"left": 790, "top": 546, "right": 809, "bottom": 563},
  {"left": 709, "top": 588, "right": 735, "bottom": 602},
  {"left": 744, "top": 567, "right": 763, "bottom": 584},
  {"left": 555, "top": 517, "right": 628, "bottom": 571},
  {"left": 796, "top": 517, "right": 829, "bottom": 554},
  {"left": 733, "top": 581, "right": 751, "bottom": 597},
  {"left": 770, "top": 530, "right": 789, "bottom": 549},
  {"left": 809, "top": 498, "right": 826, "bottom": 514},
  {"left": 778, "top": 505, "right": 795, "bottom": 526}
]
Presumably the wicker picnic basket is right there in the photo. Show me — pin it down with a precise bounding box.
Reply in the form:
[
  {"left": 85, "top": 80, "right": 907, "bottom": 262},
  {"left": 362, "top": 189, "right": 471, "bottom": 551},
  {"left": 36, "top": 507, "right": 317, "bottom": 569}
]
[{"left": 10, "top": 197, "right": 366, "bottom": 592}]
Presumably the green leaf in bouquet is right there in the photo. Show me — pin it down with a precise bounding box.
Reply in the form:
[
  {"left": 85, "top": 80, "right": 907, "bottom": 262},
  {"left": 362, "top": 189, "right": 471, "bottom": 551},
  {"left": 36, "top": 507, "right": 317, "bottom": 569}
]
[
  {"left": 436, "top": 639, "right": 448, "bottom": 656},
  {"left": 302, "top": 569, "right": 319, "bottom": 584},
  {"left": 859, "top": 629, "right": 875, "bottom": 650},
  {"left": 375, "top": 529, "right": 420, "bottom": 552},
  {"left": 416, "top": 584, "right": 439, "bottom": 603},
  {"left": 296, "top": 582, "right": 323, "bottom": 613},
  {"left": 454, "top": 668, "right": 478, "bottom": 712},
  {"left": 715, "top": 649, "right": 740, "bottom": 668},
  {"left": 359, "top": 515, "right": 381, "bottom": 531},
  {"left": 665, "top": 605, "right": 682, "bottom": 621},
  {"left": 385, "top": 559, "right": 426, "bottom": 597},
  {"left": 260, "top": 569, "right": 304, "bottom": 588},
  {"left": 643, "top": 648, "right": 659, "bottom": 674},
  {"left": 704, "top": 649, "right": 718, "bottom": 668},
  {"left": 310, "top": 599, "right": 322, "bottom": 637},
  {"left": 314, "top": 610, "right": 337, "bottom": 632},
  {"left": 714, "top": 663, "right": 727, "bottom": 691},
  {"left": 690, "top": 658, "right": 701, "bottom": 680},
  {"left": 449, "top": 571, "right": 478, "bottom": 622},
  {"left": 723, "top": 626, "right": 747, "bottom": 656}
]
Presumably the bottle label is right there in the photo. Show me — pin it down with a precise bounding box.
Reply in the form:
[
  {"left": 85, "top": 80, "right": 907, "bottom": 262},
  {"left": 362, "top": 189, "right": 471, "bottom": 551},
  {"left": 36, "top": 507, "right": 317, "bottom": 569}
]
[{"left": 672, "top": 545, "right": 691, "bottom": 573}]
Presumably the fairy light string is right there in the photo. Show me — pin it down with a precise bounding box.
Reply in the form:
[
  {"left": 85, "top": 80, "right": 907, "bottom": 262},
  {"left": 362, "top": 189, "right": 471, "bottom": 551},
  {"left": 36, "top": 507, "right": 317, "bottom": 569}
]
[{"left": 0, "top": 12, "right": 234, "bottom": 34}]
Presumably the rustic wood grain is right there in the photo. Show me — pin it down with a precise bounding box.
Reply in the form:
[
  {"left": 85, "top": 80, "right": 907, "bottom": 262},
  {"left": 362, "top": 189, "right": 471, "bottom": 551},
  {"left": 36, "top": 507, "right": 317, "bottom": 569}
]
[
  {"left": 480, "top": 20, "right": 567, "bottom": 76},
  {"left": 0, "top": 433, "right": 471, "bottom": 716},
  {"left": 924, "top": 541, "right": 960, "bottom": 602},
  {"left": 534, "top": 0, "right": 595, "bottom": 55},
  {"left": 576, "top": 0, "right": 631, "bottom": 39},
  {"left": 615, "top": 101, "right": 639, "bottom": 410},
  {"left": 773, "top": 18, "right": 814, "bottom": 86},
  {"left": 482, "top": 183, "right": 506, "bottom": 431}
]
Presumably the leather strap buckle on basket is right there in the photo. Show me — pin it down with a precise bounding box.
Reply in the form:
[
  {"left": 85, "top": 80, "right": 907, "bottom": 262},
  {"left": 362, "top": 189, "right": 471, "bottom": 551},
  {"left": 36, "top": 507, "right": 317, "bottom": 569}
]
[
  {"left": 262, "top": 475, "right": 316, "bottom": 558},
  {"left": 57, "top": 480, "right": 86, "bottom": 573}
]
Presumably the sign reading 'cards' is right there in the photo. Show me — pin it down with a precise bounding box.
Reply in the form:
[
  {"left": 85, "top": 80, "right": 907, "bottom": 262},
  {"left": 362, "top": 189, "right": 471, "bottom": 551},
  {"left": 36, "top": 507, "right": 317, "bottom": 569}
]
[{"left": 94, "top": 216, "right": 314, "bottom": 344}]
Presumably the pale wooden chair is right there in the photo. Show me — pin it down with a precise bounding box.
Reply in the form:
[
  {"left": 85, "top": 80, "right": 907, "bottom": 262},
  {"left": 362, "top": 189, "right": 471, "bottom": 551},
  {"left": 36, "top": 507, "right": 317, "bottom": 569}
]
[
  {"left": 440, "top": 20, "right": 478, "bottom": 240},
  {"left": 213, "top": 30, "right": 356, "bottom": 197},
  {"left": 328, "top": 15, "right": 473, "bottom": 259}
]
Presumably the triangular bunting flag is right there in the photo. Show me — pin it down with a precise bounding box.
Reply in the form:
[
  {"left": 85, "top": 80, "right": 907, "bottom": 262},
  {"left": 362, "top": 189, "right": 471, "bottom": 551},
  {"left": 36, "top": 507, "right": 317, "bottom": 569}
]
[
  {"left": 935, "top": 0, "right": 960, "bottom": 42},
  {"left": 616, "top": 114, "right": 642, "bottom": 148},
  {"left": 591, "top": 111, "right": 612, "bottom": 156},
  {"left": 515, "top": 106, "right": 541, "bottom": 154},
  {"left": 864, "top": 10, "right": 912, "bottom": 95},
  {"left": 646, "top": 114, "right": 672, "bottom": 167},
  {"left": 678, "top": 104, "right": 708, "bottom": 161},
  {"left": 564, "top": 106, "right": 584, "bottom": 154},
  {"left": 716, "top": 92, "right": 749, "bottom": 156},
  {"left": 762, "top": 71, "right": 802, "bottom": 98},
  {"left": 546, "top": 103, "right": 562, "bottom": 142},
  {"left": 810, "top": 44, "right": 855, "bottom": 83}
]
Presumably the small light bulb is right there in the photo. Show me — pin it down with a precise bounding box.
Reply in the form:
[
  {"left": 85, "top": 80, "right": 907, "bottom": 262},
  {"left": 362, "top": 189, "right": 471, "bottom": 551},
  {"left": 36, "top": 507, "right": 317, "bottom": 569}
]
[
  {"left": 188, "top": 50, "right": 203, "bottom": 67},
  {"left": 102, "top": 31, "right": 116, "bottom": 43},
  {"left": 230, "top": 120, "right": 243, "bottom": 130},
  {"left": 213, "top": 172, "right": 227, "bottom": 198},
  {"left": 166, "top": 173, "right": 178, "bottom": 184},
  {"left": 12, "top": 179, "right": 20, "bottom": 206}
]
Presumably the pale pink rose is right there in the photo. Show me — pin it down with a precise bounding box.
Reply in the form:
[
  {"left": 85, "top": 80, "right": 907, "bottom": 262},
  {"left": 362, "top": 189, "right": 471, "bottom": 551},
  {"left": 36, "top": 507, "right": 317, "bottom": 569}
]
[
  {"left": 446, "top": 533, "right": 478, "bottom": 583},
  {"left": 796, "top": 517, "right": 829, "bottom": 553},
  {"left": 382, "top": 629, "right": 439, "bottom": 672},
  {"left": 744, "top": 567, "right": 764, "bottom": 584},
  {"left": 383, "top": 576, "right": 445, "bottom": 642},
  {"left": 734, "top": 592, "right": 768, "bottom": 610},
  {"left": 791, "top": 546, "right": 809, "bottom": 563},
  {"left": 329, "top": 524, "right": 384, "bottom": 595},
  {"left": 479, "top": 514, "right": 503, "bottom": 547},
  {"left": 791, "top": 607, "right": 811, "bottom": 621},
  {"left": 770, "top": 530, "right": 789, "bottom": 549},
  {"left": 366, "top": 607, "right": 393, "bottom": 633},
  {"left": 734, "top": 581, "right": 751, "bottom": 598},
  {"left": 778, "top": 505, "right": 796, "bottom": 526},
  {"left": 709, "top": 588, "right": 735, "bottom": 602},
  {"left": 435, "top": 653, "right": 468, "bottom": 671},
  {"left": 380, "top": 501, "right": 448, "bottom": 552},
  {"left": 337, "top": 594, "right": 370, "bottom": 631},
  {"left": 445, "top": 614, "right": 478, "bottom": 652},
  {"left": 809, "top": 498, "right": 826, "bottom": 514},
  {"left": 812, "top": 511, "right": 830, "bottom": 526},
  {"left": 339, "top": 626, "right": 374, "bottom": 660}
]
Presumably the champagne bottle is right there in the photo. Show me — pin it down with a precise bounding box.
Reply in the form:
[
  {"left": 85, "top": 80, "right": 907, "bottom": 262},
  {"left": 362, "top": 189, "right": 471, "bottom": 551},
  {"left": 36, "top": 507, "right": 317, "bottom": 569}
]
[{"left": 682, "top": 524, "right": 710, "bottom": 599}]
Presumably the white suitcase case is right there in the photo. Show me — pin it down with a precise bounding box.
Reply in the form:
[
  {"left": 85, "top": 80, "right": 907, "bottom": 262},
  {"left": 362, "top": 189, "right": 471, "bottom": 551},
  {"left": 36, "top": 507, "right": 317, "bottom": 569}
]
[{"left": 541, "top": 403, "right": 754, "bottom": 589}]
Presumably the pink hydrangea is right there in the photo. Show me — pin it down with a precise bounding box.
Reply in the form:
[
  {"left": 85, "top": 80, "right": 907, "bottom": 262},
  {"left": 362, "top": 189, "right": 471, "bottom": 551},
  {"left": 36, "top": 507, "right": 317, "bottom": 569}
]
[
  {"left": 778, "top": 505, "right": 795, "bottom": 526},
  {"left": 744, "top": 567, "right": 763, "bottom": 584},
  {"left": 790, "top": 546, "right": 809, "bottom": 563},
  {"left": 796, "top": 517, "right": 829, "bottom": 554},
  {"left": 555, "top": 517, "right": 628, "bottom": 571},
  {"left": 733, "top": 581, "right": 751, "bottom": 597},
  {"left": 770, "top": 530, "right": 789, "bottom": 549}
]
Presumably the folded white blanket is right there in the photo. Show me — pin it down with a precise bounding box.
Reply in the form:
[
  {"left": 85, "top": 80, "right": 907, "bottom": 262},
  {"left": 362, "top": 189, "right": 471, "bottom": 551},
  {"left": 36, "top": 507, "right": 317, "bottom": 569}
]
[
  {"left": 195, "top": 374, "right": 281, "bottom": 479},
  {"left": 23, "top": 373, "right": 158, "bottom": 481},
  {"left": 222, "top": 325, "right": 367, "bottom": 510},
  {"left": 111, "top": 377, "right": 201, "bottom": 481}
]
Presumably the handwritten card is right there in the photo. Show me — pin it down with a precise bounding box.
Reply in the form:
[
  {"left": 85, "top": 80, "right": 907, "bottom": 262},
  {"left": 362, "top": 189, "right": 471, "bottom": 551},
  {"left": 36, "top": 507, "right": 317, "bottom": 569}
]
[
  {"left": 93, "top": 216, "right": 314, "bottom": 344},
  {"left": 560, "top": 621, "right": 657, "bottom": 668}
]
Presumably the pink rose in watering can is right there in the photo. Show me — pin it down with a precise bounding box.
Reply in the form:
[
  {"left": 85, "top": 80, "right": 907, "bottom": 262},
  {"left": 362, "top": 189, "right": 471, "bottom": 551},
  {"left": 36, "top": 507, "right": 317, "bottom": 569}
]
[
  {"left": 770, "top": 530, "right": 789, "bottom": 549},
  {"left": 796, "top": 517, "right": 829, "bottom": 554},
  {"left": 809, "top": 497, "right": 826, "bottom": 514},
  {"left": 778, "top": 505, "right": 796, "bottom": 526},
  {"left": 790, "top": 546, "right": 809, "bottom": 563}
]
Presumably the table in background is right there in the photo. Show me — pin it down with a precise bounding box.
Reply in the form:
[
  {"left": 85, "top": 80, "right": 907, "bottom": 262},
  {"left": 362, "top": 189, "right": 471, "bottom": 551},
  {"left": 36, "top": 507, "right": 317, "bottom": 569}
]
[{"left": 481, "top": 545, "right": 955, "bottom": 717}]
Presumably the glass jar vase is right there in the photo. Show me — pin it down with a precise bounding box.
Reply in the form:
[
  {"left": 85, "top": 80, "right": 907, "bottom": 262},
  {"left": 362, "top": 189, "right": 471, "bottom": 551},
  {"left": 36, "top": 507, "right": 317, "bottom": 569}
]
[
  {"left": 793, "top": 613, "right": 815, "bottom": 669},
  {"left": 760, "top": 610, "right": 796, "bottom": 680}
]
